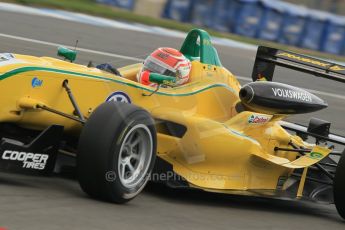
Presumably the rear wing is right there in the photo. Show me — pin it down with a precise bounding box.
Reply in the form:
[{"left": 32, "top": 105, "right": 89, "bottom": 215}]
[
  {"left": 252, "top": 46, "right": 345, "bottom": 83},
  {"left": 252, "top": 46, "right": 345, "bottom": 146}
]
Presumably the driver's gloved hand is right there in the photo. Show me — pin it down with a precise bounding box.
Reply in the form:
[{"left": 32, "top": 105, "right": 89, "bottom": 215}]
[{"left": 96, "top": 63, "right": 122, "bottom": 77}]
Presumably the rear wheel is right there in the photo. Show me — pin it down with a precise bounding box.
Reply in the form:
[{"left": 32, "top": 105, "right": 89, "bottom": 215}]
[
  {"left": 334, "top": 150, "right": 345, "bottom": 220},
  {"left": 77, "top": 101, "right": 156, "bottom": 203}
]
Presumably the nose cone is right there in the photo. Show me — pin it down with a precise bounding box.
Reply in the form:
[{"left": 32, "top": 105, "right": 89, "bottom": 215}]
[{"left": 239, "top": 81, "right": 328, "bottom": 114}]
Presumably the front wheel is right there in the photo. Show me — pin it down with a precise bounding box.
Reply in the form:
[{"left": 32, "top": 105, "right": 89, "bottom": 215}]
[
  {"left": 334, "top": 150, "right": 345, "bottom": 220},
  {"left": 77, "top": 101, "right": 157, "bottom": 203}
]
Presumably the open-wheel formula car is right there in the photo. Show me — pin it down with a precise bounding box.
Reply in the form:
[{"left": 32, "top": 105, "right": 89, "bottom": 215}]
[{"left": 0, "top": 28, "right": 345, "bottom": 220}]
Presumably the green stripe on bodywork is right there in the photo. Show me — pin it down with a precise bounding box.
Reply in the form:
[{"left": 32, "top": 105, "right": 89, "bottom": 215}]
[
  {"left": 223, "top": 125, "right": 260, "bottom": 145},
  {"left": 0, "top": 66, "right": 236, "bottom": 96}
]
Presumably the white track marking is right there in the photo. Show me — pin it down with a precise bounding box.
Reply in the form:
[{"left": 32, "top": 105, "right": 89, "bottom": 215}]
[
  {"left": 0, "top": 33, "right": 142, "bottom": 62},
  {"left": 306, "top": 89, "right": 345, "bottom": 100},
  {"left": 1, "top": 2, "right": 345, "bottom": 65},
  {"left": 0, "top": 32, "right": 344, "bottom": 100},
  {"left": 0, "top": 2, "right": 258, "bottom": 51}
]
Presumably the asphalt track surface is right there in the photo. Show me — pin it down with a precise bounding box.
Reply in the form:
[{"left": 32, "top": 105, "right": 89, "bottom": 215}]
[{"left": 0, "top": 10, "right": 345, "bottom": 230}]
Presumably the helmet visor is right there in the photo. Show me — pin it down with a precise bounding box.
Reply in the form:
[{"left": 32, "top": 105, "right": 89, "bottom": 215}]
[{"left": 143, "top": 56, "right": 176, "bottom": 77}]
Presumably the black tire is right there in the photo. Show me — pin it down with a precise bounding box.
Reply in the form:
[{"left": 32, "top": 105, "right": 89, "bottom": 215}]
[
  {"left": 77, "top": 101, "right": 156, "bottom": 203},
  {"left": 334, "top": 151, "right": 345, "bottom": 220}
]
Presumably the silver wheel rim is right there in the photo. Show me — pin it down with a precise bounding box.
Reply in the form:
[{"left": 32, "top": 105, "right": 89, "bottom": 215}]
[{"left": 118, "top": 124, "right": 153, "bottom": 188}]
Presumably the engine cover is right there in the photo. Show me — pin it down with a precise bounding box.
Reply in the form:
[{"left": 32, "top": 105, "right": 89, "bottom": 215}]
[{"left": 239, "top": 81, "right": 328, "bottom": 114}]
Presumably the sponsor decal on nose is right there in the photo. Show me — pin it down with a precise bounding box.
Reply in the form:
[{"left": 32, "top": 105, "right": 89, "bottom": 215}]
[
  {"left": 248, "top": 114, "right": 271, "bottom": 124},
  {"left": 106, "top": 91, "right": 131, "bottom": 104},
  {"left": 31, "top": 77, "right": 43, "bottom": 88}
]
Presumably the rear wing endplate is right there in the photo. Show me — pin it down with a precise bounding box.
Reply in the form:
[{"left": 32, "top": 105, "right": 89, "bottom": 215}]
[{"left": 252, "top": 46, "right": 345, "bottom": 83}]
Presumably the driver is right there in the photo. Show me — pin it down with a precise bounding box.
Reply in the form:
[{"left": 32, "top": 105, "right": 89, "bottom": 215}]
[{"left": 137, "top": 47, "right": 191, "bottom": 87}]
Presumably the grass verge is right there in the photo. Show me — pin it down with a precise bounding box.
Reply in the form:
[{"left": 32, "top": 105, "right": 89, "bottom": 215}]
[{"left": 3, "top": 0, "right": 345, "bottom": 62}]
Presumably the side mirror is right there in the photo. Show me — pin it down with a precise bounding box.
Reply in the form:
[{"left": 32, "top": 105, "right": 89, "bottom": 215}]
[
  {"left": 57, "top": 46, "right": 77, "bottom": 63},
  {"left": 149, "top": 73, "right": 176, "bottom": 86}
]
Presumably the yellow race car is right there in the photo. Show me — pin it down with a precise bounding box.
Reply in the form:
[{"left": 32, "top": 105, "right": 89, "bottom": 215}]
[{"left": 0, "top": 29, "right": 345, "bottom": 220}]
